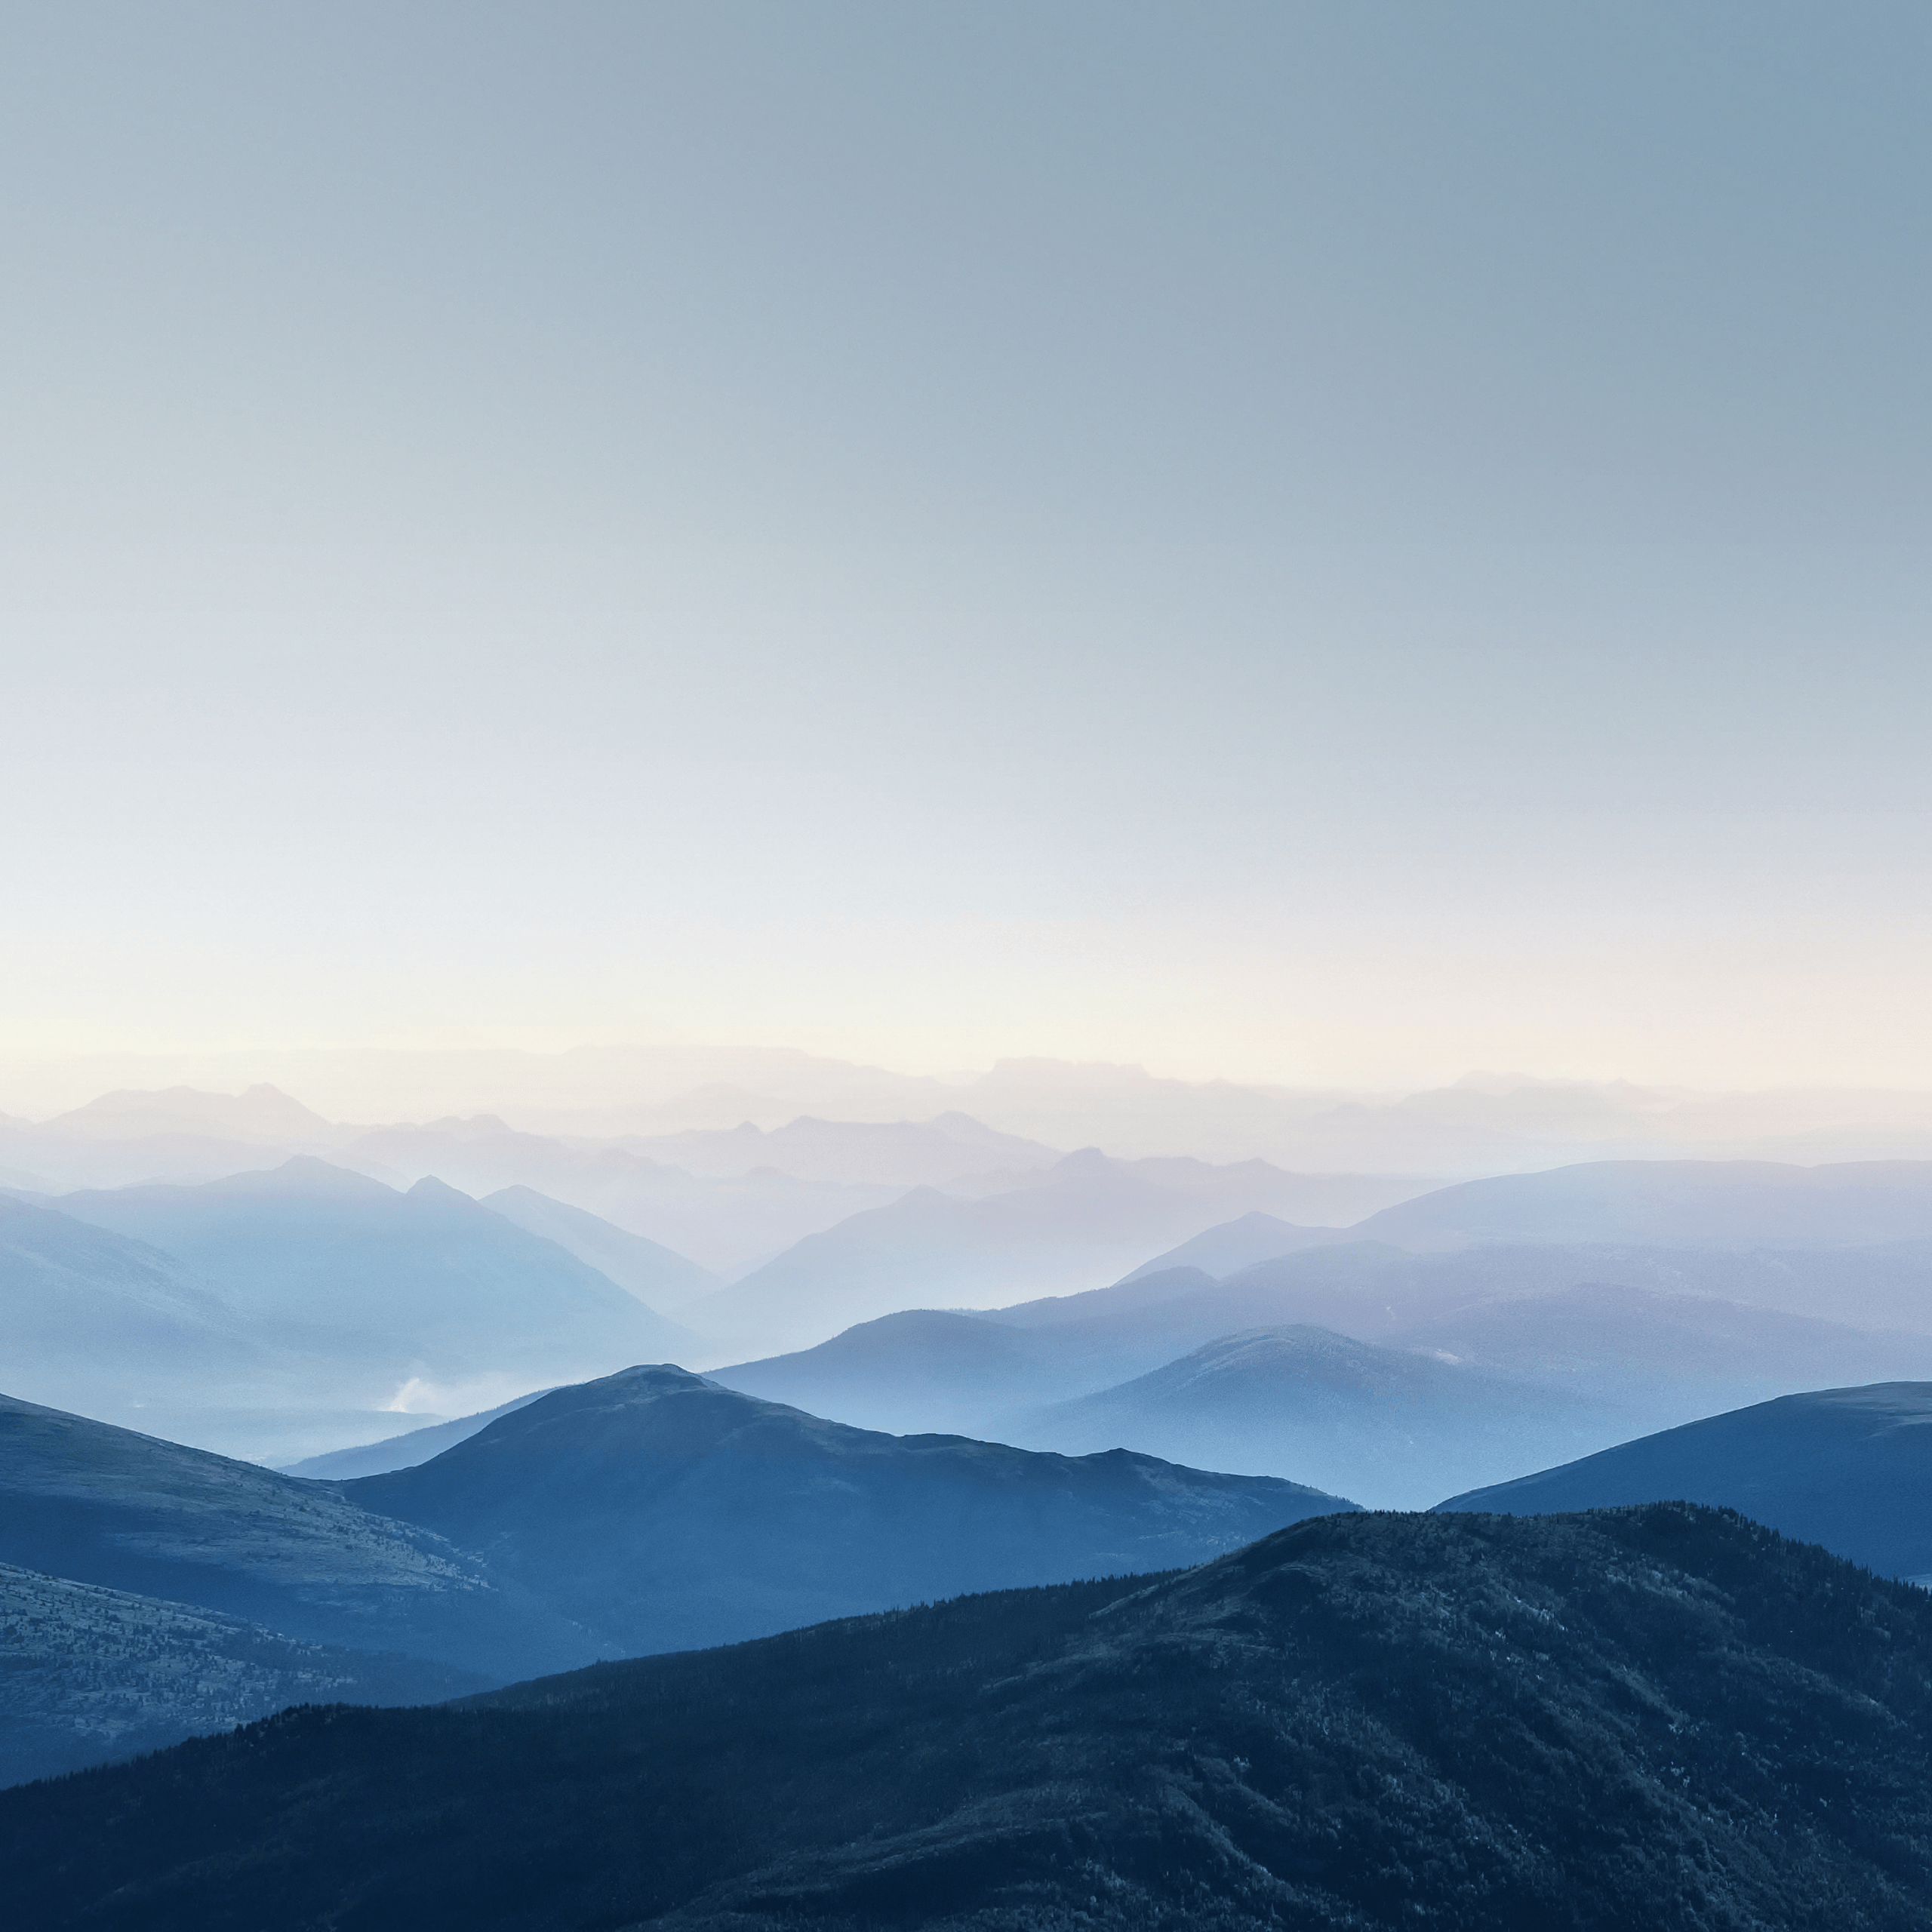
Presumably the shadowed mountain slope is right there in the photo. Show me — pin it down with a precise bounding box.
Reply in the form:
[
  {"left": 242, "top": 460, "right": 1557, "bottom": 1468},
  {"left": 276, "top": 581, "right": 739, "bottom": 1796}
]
[
  {"left": 349, "top": 1365, "right": 1355, "bottom": 1654},
  {"left": 0, "top": 1393, "right": 601, "bottom": 1684},
  {"left": 0, "top": 1562, "right": 485, "bottom": 1789},
  {"left": 278, "top": 1391, "right": 552, "bottom": 1479},
  {"left": 8, "top": 1506, "right": 1932, "bottom": 1930},
  {"left": 1436, "top": 1382, "right": 1932, "bottom": 1582}
]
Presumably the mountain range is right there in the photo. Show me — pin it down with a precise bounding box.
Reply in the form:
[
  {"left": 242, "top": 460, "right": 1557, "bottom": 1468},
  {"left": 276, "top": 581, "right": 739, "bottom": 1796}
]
[
  {"left": 0, "top": 1369, "right": 1352, "bottom": 1785},
  {"left": 8, "top": 1503, "right": 1930, "bottom": 1929}
]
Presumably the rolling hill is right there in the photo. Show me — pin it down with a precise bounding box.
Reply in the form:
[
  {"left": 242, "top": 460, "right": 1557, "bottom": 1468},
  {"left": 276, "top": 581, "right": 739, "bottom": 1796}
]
[
  {"left": 347, "top": 1364, "right": 1355, "bottom": 1654},
  {"left": 8, "top": 1505, "right": 1931, "bottom": 1929}
]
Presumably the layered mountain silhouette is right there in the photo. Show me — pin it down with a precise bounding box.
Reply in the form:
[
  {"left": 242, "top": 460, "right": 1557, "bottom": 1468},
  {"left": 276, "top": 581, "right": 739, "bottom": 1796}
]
[
  {"left": 8, "top": 1505, "right": 1932, "bottom": 1930},
  {"left": 42, "top": 1161, "right": 697, "bottom": 1435},
  {"left": 716, "top": 1244, "right": 1932, "bottom": 1506},
  {"left": 478, "top": 1183, "right": 718, "bottom": 1306},
  {"left": 0, "top": 1196, "right": 268, "bottom": 1426},
  {"left": 328, "top": 1123, "right": 897, "bottom": 1274},
  {"left": 0, "top": 1371, "right": 1354, "bottom": 1783},
  {"left": 692, "top": 1149, "right": 1345, "bottom": 1353},
  {"left": 1438, "top": 1381, "right": 1932, "bottom": 1581},
  {"left": 347, "top": 1365, "right": 1355, "bottom": 1654}
]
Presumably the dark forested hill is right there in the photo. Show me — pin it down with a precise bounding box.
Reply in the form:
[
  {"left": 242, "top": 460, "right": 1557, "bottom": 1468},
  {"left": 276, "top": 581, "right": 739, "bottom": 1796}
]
[{"left": 5, "top": 1505, "right": 1930, "bottom": 1930}]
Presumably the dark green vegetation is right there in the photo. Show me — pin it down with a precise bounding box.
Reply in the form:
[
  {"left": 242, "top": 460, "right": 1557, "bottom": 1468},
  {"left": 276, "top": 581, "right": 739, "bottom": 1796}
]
[
  {"left": 348, "top": 1365, "right": 1354, "bottom": 1654},
  {"left": 1439, "top": 1382, "right": 1932, "bottom": 1580},
  {"left": 6, "top": 1505, "right": 1930, "bottom": 1930}
]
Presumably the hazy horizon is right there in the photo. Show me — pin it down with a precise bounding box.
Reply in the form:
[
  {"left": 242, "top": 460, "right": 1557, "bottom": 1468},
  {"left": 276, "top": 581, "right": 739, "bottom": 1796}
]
[{"left": 8, "top": 4, "right": 1930, "bottom": 1090}]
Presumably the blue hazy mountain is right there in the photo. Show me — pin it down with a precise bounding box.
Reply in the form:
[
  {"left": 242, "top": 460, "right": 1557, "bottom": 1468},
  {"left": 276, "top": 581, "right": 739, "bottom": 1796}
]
[
  {"left": 11, "top": 1506, "right": 1932, "bottom": 1929},
  {"left": 712, "top": 1309, "right": 1081, "bottom": 1435},
  {"left": 1115, "top": 1208, "right": 1343, "bottom": 1281},
  {"left": 0, "top": 1561, "right": 485, "bottom": 1788},
  {"left": 477, "top": 1183, "right": 718, "bottom": 1306},
  {"left": 729, "top": 1239, "right": 1932, "bottom": 1413},
  {"left": 278, "top": 1390, "right": 552, "bottom": 1479},
  {"left": 347, "top": 1364, "right": 1358, "bottom": 1654},
  {"left": 691, "top": 1149, "right": 1336, "bottom": 1353},
  {"left": 0, "top": 1195, "right": 266, "bottom": 1418},
  {"left": 0, "top": 1392, "right": 601, "bottom": 1684},
  {"left": 331, "top": 1122, "right": 899, "bottom": 1275},
  {"left": 1354, "top": 1157, "right": 1932, "bottom": 1251},
  {"left": 48, "top": 1159, "right": 698, "bottom": 1414},
  {"left": 1436, "top": 1382, "right": 1932, "bottom": 1582},
  {"left": 1014, "top": 1324, "right": 1608, "bottom": 1509}
]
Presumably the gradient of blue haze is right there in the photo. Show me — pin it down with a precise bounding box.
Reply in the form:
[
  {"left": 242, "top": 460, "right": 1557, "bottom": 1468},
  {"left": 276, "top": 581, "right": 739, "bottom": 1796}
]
[{"left": 2, "top": 3, "right": 1928, "bottom": 1087}]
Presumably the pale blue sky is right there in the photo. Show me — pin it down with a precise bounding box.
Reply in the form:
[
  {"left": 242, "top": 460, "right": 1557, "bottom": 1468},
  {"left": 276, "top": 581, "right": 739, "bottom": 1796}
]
[{"left": 3, "top": 5, "right": 1928, "bottom": 1088}]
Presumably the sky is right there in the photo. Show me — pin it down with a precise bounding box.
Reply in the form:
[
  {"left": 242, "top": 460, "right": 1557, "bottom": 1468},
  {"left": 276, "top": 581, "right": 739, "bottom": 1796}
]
[{"left": 3, "top": 2, "right": 1929, "bottom": 1094}]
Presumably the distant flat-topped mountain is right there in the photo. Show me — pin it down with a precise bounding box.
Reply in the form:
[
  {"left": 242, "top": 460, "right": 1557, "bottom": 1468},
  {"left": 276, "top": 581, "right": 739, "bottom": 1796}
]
[
  {"left": 37, "top": 1084, "right": 343, "bottom": 1149},
  {"left": 1355, "top": 1158, "right": 1932, "bottom": 1251},
  {"left": 1436, "top": 1382, "right": 1932, "bottom": 1582},
  {"left": 348, "top": 1364, "right": 1357, "bottom": 1654},
  {"left": 11, "top": 1505, "right": 1932, "bottom": 1930}
]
